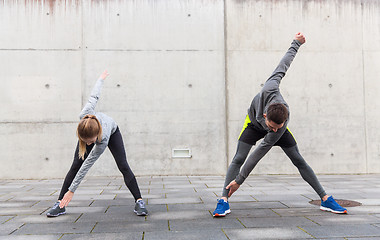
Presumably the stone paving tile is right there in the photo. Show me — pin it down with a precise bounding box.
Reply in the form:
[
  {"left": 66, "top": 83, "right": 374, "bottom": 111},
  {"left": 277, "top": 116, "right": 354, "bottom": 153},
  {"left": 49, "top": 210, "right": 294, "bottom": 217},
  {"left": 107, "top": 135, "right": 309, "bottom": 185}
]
[
  {"left": 204, "top": 183, "right": 227, "bottom": 188},
  {"left": 227, "top": 195, "right": 257, "bottom": 202},
  {"left": 228, "top": 201, "right": 288, "bottom": 210},
  {"left": 112, "top": 194, "right": 140, "bottom": 201},
  {"left": 13, "top": 222, "right": 96, "bottom": 235},
  {"left": 346, "top": 238, "right": 380, "bottom": 240},
  {"left": 253, "top": 193, "right": 311, "bottom": 201},
  {"left": 228, "top": 208, "right": 279, "bottom": 218},
  {"left": 352, "top": 199, "right": 380, "bottom": 205},
  {"left": 271, "top": 207, "right": 330, "bottom": 217},
  {"left": 328, "top": 193, "right": 368, "bottom": 200},
  {"left": 349, "top": 206, "right": 380, "bottom": 214},
  {"left": 148, "top": 197, "right": 202, "bottom": 205},
  {"left": 162, "top": 180, "right": 192, "bottom": 185},
  {"left": 167, "top": 203, "right": 210, "bottom": 211},
  {"left": 169, "top": 218, "right": 245, "bottom": 231},
  {"left": 196, "top": 192, "right": 221, "bottom": 198},
  {"left": 279, "top": 200, "right": 316, "bottom": 208},
  {"left": 0, "top": 215, "right": 14, "bottom": 223},
  {"left": 0, "top": 207, "right": 47, "bottom": 215},
  {"left": 144, "top": 229, "right": 229, "bottom": 240},
  {"left": 308, "top": 214, "right": 380, "bottom": 225},
  {"left": 75, "top": 212, "right": 147, "bottom": 223},
  {"left": 63, "top": 206, "right": 107, "bottom": 215},
  {"left": 0, "top": 195, "right": 15, "bottom": 201},
  {"left": 0, "top": 222, "right": 24, "bottom": 235},
  {"left": 354, "top": 193, "right": 380, "bottom": 199},
  {"left": 300, "top": 224, "right": 380, "bottom": 238},
  {"left": 10, "top": 196, "right": 57, "bottom": 202},
  {"left": 192, "top": 187, "right": 220, "bottom": 192},
  {"left": 238, "top": 216, "right": 318, "bottom": 228},
  {"left": 104, "top": 190, "right": 163, "bottom": 198},
  {"left": 0, "top": 235, "right": 62, "bottom": 240},
  {"left": 10, "top": 213, "right": 82, "bottom": 224},
  {"left": 60, "top": 232, "right": 143, "bottom": 240},
  {"left": 359, "top": 188, "right": 380, "bottom": 193},
  {"left": 165, "top": 192, "right": 201, "bottom": 199},
  {"left": 147, "top": 210, "right": 211, "bottom": 220},
  {"left": 223, "top": 227, "right": 314, "bottom": 239},
  {"left": 0, "top": 201, "right": 36, "bottom": 208},
  {"left": 314, "top": 239, "right": 346, "bottom": 240},
  {"left": 148, "top": 188, "right": 191, "bottom": 194},
  {"left": 34, "top": 199, "right": 94, "bottom": 208},
  {"left": 106, "top": 203, "right": 167, "bottom": 214},
  {"left": 87, "top": 199, "right": 135, "bottom": 207},
  {"left": 92, "top": 220, "right": 169, "bottom": 233},
  {"left": 163, "top": 185, "right": 197, "bottom": 189}
]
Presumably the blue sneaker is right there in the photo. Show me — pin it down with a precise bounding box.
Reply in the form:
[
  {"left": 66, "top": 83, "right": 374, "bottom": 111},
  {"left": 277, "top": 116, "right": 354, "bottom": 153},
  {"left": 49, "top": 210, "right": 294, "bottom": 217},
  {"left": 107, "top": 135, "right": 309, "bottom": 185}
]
[
  {"left": 213, "top": 199, "right": 231, "bottom": 217},
  {"left": 320, "top": 196, "right": 347, "bottom": 214}
]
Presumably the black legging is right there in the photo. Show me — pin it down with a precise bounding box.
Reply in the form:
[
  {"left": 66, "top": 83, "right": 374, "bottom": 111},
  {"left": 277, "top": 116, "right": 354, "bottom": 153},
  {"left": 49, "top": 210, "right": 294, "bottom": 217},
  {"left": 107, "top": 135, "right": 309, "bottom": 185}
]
[{"left": 58, "top": 127, "right": 142, "bottom": 201}]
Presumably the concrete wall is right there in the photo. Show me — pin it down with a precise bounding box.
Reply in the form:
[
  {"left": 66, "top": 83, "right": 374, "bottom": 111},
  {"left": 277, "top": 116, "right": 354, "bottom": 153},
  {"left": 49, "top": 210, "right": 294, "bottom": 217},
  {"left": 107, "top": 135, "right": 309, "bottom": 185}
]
[{"left": 0, "top": 0, "right": 379, "bottom": 179}]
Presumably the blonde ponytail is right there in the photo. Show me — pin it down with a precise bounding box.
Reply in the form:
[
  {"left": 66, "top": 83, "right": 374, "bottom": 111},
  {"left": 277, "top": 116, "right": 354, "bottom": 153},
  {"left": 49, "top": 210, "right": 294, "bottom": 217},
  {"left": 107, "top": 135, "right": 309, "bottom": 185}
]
[{"left": 77, "top": 114, "right": 103, "bottom": 159}]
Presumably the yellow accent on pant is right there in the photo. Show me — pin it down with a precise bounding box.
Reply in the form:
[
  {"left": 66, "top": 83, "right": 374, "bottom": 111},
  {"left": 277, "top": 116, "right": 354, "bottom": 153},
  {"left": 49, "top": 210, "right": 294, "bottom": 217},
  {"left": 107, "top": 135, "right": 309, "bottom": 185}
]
[{"left": 239, "top": 115, "right": 251, "bottom": 139}]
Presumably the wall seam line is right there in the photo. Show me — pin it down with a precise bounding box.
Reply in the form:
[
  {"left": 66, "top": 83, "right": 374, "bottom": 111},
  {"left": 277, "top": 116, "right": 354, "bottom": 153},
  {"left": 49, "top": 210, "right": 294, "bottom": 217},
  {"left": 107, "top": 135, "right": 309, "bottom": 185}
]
[
  {"left": 81, "top": 0, "right": 85, "bottom": 109},
  {"left": 361, "top": 0, "right": 369, "bottom": 173},
  {"left": 224, "top": 0, "right": 229, "bottom": 172}
]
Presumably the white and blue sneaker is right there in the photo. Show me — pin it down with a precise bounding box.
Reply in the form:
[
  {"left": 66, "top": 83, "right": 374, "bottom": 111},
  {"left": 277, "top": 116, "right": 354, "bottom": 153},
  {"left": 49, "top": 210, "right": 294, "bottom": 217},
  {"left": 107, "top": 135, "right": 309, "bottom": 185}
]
[
  {"left": 320, "top": 196, "right": 347, "bottom": 214},
  {"left": 213, "top": 199, "right": 231, "bottom": 217}
]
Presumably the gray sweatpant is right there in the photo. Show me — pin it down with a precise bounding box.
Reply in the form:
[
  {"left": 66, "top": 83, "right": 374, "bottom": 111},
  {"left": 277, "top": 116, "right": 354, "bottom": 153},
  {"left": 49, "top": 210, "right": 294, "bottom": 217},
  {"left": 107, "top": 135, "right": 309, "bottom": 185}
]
[{"left": 222, "top": 141, "right": 326, "bottom": 199}]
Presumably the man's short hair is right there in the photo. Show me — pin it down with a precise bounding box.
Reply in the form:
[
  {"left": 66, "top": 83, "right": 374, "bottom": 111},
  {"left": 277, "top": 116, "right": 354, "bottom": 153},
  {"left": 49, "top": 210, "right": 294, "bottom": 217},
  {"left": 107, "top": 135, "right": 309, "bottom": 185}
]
[{"left": 266, "top": 103, "right": 288, "bottom": 124}]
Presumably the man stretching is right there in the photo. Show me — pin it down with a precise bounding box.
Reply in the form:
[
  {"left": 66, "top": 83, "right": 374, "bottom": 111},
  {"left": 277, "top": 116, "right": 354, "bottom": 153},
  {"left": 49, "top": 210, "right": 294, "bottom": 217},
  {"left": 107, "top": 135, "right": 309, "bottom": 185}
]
[{"left": 213, "top": 32, "right": 347, "bottom": 217}]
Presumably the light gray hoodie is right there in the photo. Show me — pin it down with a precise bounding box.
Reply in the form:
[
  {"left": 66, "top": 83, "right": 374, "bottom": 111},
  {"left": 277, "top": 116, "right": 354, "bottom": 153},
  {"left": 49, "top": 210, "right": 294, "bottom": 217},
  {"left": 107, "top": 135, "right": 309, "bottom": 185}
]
[{"left": 68, "top": 78, "right": 118, "bottom": 192}]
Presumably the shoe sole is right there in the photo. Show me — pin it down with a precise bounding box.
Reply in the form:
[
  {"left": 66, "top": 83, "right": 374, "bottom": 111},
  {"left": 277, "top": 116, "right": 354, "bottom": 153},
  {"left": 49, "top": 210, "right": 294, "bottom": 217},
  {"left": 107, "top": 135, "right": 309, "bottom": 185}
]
[
  {"left": 134, "top": 210, "right": 148, "bottom": 216},
  {"left": 46, "top": 211, "right": 66, "bottom": 218},
  {"left": 213, "top": 209, "right": 231, "bottom": 217},
  {"left": 320, "top": 206, "right": 347, "bottom": 214}
]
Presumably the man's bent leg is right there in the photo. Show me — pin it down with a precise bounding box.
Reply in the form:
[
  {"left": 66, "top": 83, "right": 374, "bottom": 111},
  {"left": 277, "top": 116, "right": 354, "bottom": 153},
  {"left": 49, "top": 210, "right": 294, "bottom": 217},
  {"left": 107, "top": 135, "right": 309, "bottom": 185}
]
[
  {"left": 213, "top": 141, "right": 252, "bottom": 217},
  {"left": 214, "top": 116, "right": 263, "bottom": 217},
  {"left": 222, "top": 141, "right": 253, "bottom": 198}
]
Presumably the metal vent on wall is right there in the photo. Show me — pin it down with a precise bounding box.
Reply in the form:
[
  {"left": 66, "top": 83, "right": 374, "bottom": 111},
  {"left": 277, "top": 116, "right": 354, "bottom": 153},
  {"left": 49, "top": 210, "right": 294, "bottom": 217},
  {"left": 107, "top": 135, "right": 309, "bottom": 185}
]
[{"left": 172, "top": 149, "right": 192, "bottom": 158}]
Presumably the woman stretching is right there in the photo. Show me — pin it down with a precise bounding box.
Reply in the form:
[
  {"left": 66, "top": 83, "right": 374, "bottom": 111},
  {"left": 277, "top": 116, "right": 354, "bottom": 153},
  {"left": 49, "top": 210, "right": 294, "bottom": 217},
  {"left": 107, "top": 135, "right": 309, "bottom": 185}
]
[{"left": 46, "top": 70, "right": 148, "bottom": 217}]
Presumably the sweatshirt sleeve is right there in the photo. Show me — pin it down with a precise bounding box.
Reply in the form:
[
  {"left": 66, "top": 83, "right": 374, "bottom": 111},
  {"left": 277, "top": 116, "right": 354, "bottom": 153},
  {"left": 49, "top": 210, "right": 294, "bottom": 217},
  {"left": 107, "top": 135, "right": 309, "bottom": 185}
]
[
  {"left": 79, "top": 78, "right": 104, "bottom": 119},
  {"left": 68, "top": 143, "right": 107, "bottom": 192},
  {"left": 262, "top": 40, "right": 302, "bottom": 93},
  {"left": 235, "top": 124, "right": 287, "bottom": 185}
]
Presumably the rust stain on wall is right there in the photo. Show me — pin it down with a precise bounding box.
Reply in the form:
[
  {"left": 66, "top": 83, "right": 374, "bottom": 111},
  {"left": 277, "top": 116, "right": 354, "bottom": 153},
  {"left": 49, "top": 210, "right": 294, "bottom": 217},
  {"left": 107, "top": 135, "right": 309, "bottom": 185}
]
[{"left": 2, "top": 0, "right": 81, "bottom": 14}]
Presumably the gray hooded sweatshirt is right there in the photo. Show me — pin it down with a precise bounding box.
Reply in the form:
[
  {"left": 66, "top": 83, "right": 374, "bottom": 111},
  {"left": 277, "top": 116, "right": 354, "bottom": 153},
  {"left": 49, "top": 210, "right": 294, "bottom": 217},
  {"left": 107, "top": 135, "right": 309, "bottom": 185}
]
[{"left": 235, "top": 39, "right": 302, "bottom": 185}]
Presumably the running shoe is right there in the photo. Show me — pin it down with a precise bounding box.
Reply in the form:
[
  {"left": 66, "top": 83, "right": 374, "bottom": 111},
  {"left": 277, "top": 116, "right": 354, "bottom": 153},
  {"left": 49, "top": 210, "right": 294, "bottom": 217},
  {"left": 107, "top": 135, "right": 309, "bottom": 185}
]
[
  {"left": 320, "top": 196, "right": 347, "bottom": 214},
  {"left": 213, "top": 199, "right": 231, "bottom": 217},
  {"left": 134, "top": 199, "right": 148, "bottom": 216},
  {"left": 46, "top": 201, "right": 66, "bottom": 217}
]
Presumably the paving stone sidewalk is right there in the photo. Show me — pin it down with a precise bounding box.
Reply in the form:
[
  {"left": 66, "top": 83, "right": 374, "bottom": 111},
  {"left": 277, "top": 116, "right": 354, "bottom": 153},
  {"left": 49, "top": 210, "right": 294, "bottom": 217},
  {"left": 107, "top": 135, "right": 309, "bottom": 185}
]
[{"left": 1, "top": 174, "right": 380, "bottom": 240}]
